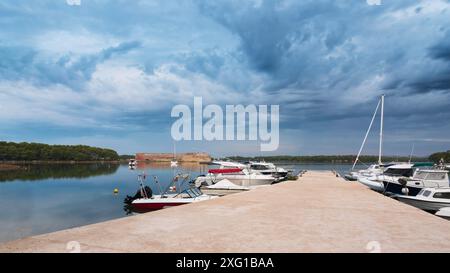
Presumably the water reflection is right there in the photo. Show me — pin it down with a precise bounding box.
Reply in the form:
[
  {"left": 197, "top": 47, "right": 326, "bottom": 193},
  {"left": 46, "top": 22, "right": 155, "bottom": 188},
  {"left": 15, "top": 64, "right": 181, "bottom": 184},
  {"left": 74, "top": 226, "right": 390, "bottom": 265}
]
[
  {"left": 135, "top": 161, "right": 209, "bottom": 172},
  {"left": 0, "top": 163, "right": 120, "bottom": 182},
  {"left": 0, "top": 163, "right": 353, "bottom": 243}
]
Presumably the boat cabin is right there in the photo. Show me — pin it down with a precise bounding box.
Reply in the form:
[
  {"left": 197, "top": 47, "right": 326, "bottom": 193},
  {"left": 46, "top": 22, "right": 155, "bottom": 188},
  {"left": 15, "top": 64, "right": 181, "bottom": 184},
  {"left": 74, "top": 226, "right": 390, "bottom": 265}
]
[
  {"left": 382, "top": 164, "right": 415, "bottom": 177},
  {"left": 417, "top": 188, "right": 450, "bottom": 200},
  {"left": 410, "top": 170, "right": 450, "bottom": 188}
]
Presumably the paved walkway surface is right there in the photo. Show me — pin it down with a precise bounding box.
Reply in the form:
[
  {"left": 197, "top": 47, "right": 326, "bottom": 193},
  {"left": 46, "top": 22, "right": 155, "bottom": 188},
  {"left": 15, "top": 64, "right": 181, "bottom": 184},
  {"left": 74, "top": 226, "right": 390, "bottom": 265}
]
[{"left": 1, "top": 171, "right": 450, "bottom": 253}]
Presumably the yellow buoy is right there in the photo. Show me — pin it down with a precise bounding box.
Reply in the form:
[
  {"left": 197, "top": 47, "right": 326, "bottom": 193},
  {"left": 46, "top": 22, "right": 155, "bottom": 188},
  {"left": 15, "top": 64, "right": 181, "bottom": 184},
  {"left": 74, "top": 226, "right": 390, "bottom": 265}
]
[{"left": 113, "top": 188, "right": 119, "bottom": 194}]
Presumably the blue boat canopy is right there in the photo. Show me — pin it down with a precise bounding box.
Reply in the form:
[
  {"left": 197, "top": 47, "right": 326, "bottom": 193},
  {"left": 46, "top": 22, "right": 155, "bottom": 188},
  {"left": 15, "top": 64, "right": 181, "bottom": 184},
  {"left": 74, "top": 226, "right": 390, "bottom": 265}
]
[{"left": 412, "top": 162, "right": 434, "bottom": 167}]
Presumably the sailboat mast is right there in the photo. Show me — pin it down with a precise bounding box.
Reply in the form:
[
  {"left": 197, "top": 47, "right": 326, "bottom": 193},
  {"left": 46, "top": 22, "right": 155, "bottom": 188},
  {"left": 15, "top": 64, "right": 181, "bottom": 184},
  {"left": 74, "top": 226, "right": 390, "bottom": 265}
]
[
  {"left": 378, "top": 94, "right": 384, "bottom": 165},
  {"left": 351, "top": 98, "right": 381, "bottom": 170}
]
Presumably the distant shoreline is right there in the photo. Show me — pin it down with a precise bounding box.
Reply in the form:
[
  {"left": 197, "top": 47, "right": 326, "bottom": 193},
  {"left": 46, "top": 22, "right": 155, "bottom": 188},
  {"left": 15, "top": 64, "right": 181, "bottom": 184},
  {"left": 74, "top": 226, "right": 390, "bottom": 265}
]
[
  {"left": 0, "top": 163, "right": 23, "bottom": 171},
  {"left": 0, "top": 160, "right": 126, "bottom": 172},
  {"left": 0, "top": 160, "right": 123, "bottom": 165}
]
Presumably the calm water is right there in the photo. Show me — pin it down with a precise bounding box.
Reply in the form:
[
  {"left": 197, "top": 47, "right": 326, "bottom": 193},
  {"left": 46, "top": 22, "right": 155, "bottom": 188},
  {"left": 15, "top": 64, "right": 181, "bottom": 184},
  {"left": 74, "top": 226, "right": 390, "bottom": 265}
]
[{"left": 0, "top": 162, "right": 353, "bottom": 243}]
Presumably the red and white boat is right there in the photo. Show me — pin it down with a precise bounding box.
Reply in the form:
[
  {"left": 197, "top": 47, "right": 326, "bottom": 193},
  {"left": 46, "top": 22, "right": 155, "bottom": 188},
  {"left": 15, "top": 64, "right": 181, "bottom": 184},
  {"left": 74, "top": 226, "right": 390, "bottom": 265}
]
[
  {"left": 194, "top": 166, "right": 276, "bottom": 187},
  {"left": 131, "top": 189, "right": 215, "bottom": 210},
  {"left": 125, "top": 173, "right": 216, "bottom": 212}
]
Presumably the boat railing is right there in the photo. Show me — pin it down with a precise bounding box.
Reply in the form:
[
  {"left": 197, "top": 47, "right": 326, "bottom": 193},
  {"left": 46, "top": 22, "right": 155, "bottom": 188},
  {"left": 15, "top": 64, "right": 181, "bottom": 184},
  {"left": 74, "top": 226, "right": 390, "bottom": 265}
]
[{"left": 183, "top": 187, "right": 203, "bottom": 198}]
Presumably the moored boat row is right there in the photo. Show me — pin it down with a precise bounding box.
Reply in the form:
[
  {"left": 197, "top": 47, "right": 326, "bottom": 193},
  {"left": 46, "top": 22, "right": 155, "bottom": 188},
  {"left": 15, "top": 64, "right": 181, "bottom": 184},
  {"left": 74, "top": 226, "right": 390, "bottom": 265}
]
[
  {"left": 125, "top": 160, "right": 290, "bottom": 212},
  {"left": 344, "top": 95, "right": 450, "bottom": 219}
]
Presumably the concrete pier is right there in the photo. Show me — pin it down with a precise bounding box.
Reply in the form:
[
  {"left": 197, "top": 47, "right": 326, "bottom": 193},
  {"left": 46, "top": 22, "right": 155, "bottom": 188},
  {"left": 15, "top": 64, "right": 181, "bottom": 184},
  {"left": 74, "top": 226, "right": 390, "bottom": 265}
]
[{"left": 1, "top": 171, "right": 450, "bottom": 253}]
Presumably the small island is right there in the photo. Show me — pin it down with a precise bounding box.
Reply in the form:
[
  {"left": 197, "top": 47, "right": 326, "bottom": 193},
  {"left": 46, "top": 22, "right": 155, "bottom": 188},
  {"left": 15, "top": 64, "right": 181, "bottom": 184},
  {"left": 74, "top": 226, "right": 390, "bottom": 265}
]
[{"left": 0, "top": 141, "right": 120, "bottom": 170}]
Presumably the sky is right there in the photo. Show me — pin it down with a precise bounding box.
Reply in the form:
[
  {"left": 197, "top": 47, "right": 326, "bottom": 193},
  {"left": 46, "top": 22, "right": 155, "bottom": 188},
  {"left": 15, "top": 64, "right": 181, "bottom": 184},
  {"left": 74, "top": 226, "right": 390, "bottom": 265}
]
[{"left": 0, "top": 0, "right": 450, "bottom": 157}]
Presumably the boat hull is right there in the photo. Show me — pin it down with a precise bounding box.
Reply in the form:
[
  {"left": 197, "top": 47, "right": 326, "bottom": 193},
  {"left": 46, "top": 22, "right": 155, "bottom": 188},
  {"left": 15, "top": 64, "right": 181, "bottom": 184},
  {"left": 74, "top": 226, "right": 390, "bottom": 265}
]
[
  {"left": 227, "top": 178, "right": 274, "bottom": 186},
  {"left": 382, "top": 182, "right": 422, "bottom": 196},
  {"left": 396, "top": 196, "right": 450, "bottom": 212},
  {"left": 131, "top": 194, "right": 216, "bottom": 212},
  {"left": 344, "top": 173, "right": 358, "bottom": 181},
  {"left": 195, "top": 174, "right": 275, "bottom": 187},
  {"left": 132, "top": 201, "right": 188, "bottom": 211},
  {"left": 200, "top": 188, "right": 248, "bottom": 196},
  {"left": 358, "top": 177, "right": 384, "bottom": 192},
  {"left": 435, "top": 208, "right": 450, "bottom": 220}
]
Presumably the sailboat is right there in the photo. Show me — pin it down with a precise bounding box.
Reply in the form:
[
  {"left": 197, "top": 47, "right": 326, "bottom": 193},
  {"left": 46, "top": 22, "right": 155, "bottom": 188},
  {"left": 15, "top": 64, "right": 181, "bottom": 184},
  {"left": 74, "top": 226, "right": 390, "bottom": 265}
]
[
  {"left": 170, "top": 142, "right": 178, "bottom": 167},
  {"left": 345, "top": 95, "right": 387, "bottom": 190}
]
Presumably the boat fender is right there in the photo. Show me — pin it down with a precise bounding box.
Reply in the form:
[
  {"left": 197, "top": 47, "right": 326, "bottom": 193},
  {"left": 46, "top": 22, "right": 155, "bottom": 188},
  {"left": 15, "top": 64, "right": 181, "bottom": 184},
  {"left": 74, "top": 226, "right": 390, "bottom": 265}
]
[{"left": 401, "top": 187, "right": 409, "bottom": 195}]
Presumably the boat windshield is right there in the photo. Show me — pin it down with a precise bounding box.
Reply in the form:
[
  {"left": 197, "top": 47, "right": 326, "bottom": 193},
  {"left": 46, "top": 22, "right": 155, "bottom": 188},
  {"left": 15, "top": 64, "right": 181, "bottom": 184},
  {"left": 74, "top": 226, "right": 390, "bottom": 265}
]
[
  {"left": 414, "top": 171, "right": 447, "bottom": 180},
  {"left": 251, "top": 164, "right": 270, "bottom": 170},
  {"left": 185, "top": 187, "right": 203, "bottom": 198},
  {"left": 422, "top": 190, "right": 432, "bottom": 197},
  {"left": 433, "top": 192, "right": 450, "bottom": 199},
  {"left": 383, "top": 168, "right": 414, "bottom": 177}
]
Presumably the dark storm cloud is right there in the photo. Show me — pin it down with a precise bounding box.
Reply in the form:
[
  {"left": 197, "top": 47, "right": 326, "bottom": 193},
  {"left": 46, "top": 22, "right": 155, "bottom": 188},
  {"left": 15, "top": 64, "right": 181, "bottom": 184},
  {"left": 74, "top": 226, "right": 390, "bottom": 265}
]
[
  {"left": 1, "top": 0, "right": 450, "bottom": 155},
  {"left": 0, "top": 41, "right": 141, "bottom": 89},
  {"left": 196, "top": 0, "right": 450, "bottom": 111}
]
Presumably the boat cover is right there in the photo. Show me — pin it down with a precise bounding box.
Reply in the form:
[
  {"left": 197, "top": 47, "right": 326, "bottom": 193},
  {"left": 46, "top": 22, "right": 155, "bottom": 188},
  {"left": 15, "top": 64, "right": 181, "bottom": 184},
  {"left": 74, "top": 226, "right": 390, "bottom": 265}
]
[{"left": 206, "top": 179, "right": 249, "bottom": 190}]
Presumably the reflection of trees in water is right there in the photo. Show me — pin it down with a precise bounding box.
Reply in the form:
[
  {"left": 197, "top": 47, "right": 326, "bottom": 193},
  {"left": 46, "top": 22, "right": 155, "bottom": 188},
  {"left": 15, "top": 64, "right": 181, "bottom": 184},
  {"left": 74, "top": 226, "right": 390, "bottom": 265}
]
[{"left": 0, "top": 163, "right": 120, "bottom": 182}]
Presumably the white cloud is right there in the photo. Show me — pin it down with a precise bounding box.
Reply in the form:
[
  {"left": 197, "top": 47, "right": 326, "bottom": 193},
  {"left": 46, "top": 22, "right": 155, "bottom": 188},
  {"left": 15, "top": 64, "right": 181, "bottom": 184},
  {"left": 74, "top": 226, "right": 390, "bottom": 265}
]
[
  {"left": 0, "top": 61, "right": 246, "bottom": 129},
  {"left": 366, "top": 0, "right": 382, "bottom": 6},
  {"left": 87, "top": 62, "right": 245, "bottom": 111},
  {"left": 66, "top": 0, "right": 81, "bottom": 6},
  {"left": 384, "top": 0, "right": 450, "bottom": 21},
  {"left": 0, "top": 81, "right": 91, "bottom": 127},
  {"left": 34, "top": 30, "right": 118, "bottom": 55}
]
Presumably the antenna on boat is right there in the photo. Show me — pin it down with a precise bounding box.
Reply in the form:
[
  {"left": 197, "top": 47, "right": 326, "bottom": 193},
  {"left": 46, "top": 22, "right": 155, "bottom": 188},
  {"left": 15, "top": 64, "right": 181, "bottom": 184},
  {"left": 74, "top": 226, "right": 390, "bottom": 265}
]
[
  {"left": 153, "top": 175, "right": 164, "bottom": 197},
  {"left": 408, "top": 144, "right": 415, "bottom": 164},
  {"left": 378, "top": 94, "right": 384, "bottom": 165},
  {"left": 351, "top": 96, "right": 382, "bottom": 170}
]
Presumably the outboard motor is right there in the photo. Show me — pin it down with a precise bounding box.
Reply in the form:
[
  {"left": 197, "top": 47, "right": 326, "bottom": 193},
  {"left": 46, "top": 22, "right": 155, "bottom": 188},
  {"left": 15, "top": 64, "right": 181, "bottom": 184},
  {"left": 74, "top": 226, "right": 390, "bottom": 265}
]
[{"left": 124, "top": 186, "right": 152, "bottom": 205}]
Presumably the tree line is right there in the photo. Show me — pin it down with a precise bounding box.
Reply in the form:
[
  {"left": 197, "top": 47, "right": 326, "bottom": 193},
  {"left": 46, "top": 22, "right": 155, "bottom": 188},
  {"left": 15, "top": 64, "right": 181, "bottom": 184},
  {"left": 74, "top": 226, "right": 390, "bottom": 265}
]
[
  {"left": 226, "top": 155, "right": 430, "bottom": 163},
  {"left": 429, "top": 150, "right": 450, "bottom": 163},
  {"left": 0, "top": 141, "right": 119, "bottom": 161}
]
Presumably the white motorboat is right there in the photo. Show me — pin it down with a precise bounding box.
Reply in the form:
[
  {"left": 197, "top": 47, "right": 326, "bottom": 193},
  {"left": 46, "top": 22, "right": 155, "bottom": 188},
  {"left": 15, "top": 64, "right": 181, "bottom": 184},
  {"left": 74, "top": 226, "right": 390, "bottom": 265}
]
[
  {"left": 246, "top": 161, "right": 288, "bottom": 179},
  {"left": 210, "top": 160, "right": 247, "bottom": 169},
  {"left": 358, "top": 163, "right": 416, "bottom": 192},
  {"left": 209, "top": 160, "right": 287, "bottom": 180},
  {"left": 128, "top": 159, "right": 137, "bottom": 169},
  {"left": 395, "top": 187, "right": 450, "bottom": 212},
  {"left": 383, "top": 168, "right": 449, "bottom": 196},
  {"left": 125, "top": 173, "right": 216, "bottom": 212},
  {"left": 345, "top": 163, "right": 392, "bottom": 181},
  {"left": 131, "top": 189, "right": 215, "bottom": 211},
  {"left": 435, "top": 207, "right": 450, "bottom": 220},
  {"left": 358, "top": 176, "right": 385, "bottom": 192},
  {"left": 194, "top": 167, "right": 276, "bottom": 187},
  {"left": 200, "top": 179, "right": 250, "bottom": 196}
]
